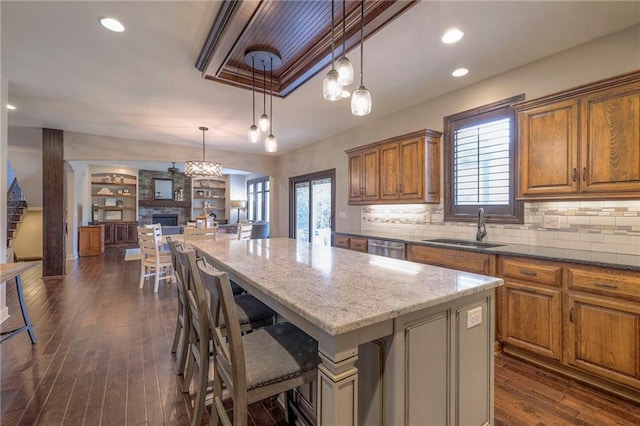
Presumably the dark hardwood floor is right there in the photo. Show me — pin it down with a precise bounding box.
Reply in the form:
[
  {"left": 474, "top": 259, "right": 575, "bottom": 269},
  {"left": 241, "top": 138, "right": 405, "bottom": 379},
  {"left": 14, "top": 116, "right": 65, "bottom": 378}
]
[{"left": 1, "top": 247, "right": 639, "bottom": 425}]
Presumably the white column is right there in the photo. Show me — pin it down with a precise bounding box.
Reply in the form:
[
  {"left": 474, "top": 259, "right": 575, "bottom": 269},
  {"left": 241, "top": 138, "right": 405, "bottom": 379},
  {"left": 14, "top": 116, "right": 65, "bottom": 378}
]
[{"left": 317, "top": 351, "right": 359, "bottom": 426}]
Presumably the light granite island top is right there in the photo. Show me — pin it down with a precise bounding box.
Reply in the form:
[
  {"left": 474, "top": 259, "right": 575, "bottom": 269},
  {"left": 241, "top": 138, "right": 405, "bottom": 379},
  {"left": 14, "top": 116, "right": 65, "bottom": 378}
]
[{"left": 191, "top": 238, "right": 503, "bottom": 426}]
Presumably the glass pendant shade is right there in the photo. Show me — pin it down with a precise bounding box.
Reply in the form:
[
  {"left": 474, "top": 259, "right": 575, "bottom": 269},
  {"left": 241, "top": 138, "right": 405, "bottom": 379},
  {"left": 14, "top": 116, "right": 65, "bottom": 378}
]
[
  {"left": 258, "top": 113, "right": 270, "bottom": 132},
  {"left": 185, "top": 127, "right": 222, "bottom": 178},
  {"left": 336, "top": 56, "right": 353, "bottom": 86},
  {"left": 351, "top": 85, "right": 372, "bottom": 116},
  {"left": 248, "top": 124, "right": 260, "bottom": 143},
  {"left": 265, "top": 134, "right": 277, "bottom": 153},
  {"left": 323, "top": 69, "right": 343, "bottom": 101}
]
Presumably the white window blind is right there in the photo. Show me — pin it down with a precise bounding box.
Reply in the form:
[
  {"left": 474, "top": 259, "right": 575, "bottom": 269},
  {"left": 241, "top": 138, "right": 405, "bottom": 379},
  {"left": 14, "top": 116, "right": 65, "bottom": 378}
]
[{"left": 454, "top": 117, "right": 510, "bottom": 205}]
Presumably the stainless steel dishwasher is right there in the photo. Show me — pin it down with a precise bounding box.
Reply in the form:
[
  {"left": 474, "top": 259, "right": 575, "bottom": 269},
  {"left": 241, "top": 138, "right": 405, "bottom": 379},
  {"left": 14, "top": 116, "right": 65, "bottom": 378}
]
[{"left": 367, "top": 239, "right": 405, "bottom": 259}]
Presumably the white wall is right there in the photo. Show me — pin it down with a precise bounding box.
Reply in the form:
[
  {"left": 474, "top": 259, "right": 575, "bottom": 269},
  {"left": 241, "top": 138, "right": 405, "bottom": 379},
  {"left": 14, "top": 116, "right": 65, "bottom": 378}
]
[
  {"left": 273, "top": 25, "right": 640, "bottom": 238},
  {"left": 7, "top": 127, "right": 43, "bottom": 208}
]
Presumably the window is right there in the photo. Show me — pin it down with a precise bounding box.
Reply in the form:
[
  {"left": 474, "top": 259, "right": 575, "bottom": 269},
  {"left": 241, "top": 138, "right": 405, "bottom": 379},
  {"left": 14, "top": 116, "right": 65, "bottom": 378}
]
[
  {"left": 444, "top": 94, "right": 524, "bottom": 223},
  {"left": 247, "top": 176, "right": 270, "bottom": 222}
]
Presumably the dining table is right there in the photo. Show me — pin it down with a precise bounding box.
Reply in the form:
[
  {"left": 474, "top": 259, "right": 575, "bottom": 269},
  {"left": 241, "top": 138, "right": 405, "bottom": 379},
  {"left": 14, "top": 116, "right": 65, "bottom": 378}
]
[
  {"left": 0, "top": 261, "right": 39, "bottom": 344},
  {"left": 191, "top": 237, "right": 503, "bottom": 426}
]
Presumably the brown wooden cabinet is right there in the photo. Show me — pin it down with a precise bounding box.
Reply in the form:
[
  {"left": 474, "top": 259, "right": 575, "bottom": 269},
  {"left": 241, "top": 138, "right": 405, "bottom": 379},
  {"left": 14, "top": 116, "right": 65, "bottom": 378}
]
[
  {"left": 333, "top": 234, "right": 368, "bottom": 253},
  {"left": 516, "top": 70, "right": 640, "bottom": 200},
  {"left": 564, "top": 264, "right": 640, "bottom": 389},
  {"left": 102, "top": 222, "right": 138, "bottom": 246},
  {"left": 499, "top": 257, "right": 563, "bottom": 360},
  {"left": 406, "top": 244, "right": 497, "bottom": 275},
  {"left": 78, "top": 225, "right": 104, "bottom": 256},
  {"left": 346, "top": 129, "right": 441, "bottom": 205},
  {"left": 348, "top": 148, "right": 379, "bottom": 203}
]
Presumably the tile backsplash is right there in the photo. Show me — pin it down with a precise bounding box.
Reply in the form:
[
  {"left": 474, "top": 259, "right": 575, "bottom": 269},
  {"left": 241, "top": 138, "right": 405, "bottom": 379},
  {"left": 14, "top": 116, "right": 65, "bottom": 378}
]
[{"left": 361, "top": 201, "right": 640, "bottom": 256}]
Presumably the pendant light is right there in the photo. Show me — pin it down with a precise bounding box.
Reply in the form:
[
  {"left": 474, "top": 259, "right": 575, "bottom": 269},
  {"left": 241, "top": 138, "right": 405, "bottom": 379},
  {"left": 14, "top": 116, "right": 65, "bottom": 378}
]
[
  {"left": 248, "top": 56, "right": 260, "bottom": 143},
  {"left": 185, "top": 127, "right": 222, "bottom": 178},
  {"left": 335, "top": 0, "right": 354, "bottom": 90},
  {"left": 265, "top": 57, "right": 277, "bottom": 153},
  {"left": 351, "top": 0, "right": 372, "bottom": 116},
  {"left": 322, "top": 0, "right": 343, "bottom": 101},
  {"left": 258, "top": 62, "right": 270, "bottom": 132}
]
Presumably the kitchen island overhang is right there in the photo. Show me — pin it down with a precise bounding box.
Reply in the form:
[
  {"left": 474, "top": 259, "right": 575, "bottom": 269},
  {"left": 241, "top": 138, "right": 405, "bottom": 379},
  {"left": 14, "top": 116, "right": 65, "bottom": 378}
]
[{"left": 191, "top": 238, "right": 503, "bottom": 426}]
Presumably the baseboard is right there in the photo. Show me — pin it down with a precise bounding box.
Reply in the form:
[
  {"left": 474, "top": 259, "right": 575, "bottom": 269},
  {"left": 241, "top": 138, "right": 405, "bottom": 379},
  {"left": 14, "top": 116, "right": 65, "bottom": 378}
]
[
  {"left": 15, "top": 256, "right": 43, "bottom": 261},
  {"left": 66, "top": 253, "right": 77, "bottom": 261}
]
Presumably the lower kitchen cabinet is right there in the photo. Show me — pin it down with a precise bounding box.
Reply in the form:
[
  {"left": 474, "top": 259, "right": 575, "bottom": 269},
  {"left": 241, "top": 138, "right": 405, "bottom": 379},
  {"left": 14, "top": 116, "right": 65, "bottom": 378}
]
[
  {"left": 565, "top": 292, "right": 640, "bottom": 388},
  {"left": 78, "top": 225, "right": 104, "bottom": 256},
  {"left": 406, "top": 244, "right": 497, "bottom": 275},
  {"left": 500, "top": 257, "right": 563, "bottom": 360},
  {"left": 334, "top": 234, "right": 368, "bottom": 253},
  {"left": 101, "top": 221, "right": 138, "bottom": 246}
]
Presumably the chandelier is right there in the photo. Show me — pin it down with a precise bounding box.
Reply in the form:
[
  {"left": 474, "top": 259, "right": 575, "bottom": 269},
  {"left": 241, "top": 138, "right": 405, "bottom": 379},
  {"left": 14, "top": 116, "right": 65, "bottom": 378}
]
[{"left": 185, "top": 126, "right": 222, "bottom": 178}]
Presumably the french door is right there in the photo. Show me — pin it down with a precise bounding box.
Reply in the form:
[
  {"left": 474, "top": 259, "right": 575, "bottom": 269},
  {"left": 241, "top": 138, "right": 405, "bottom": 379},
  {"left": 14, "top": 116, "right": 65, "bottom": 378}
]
[{"left": 289, "top": 169, "right": 335, "bottom": 246}]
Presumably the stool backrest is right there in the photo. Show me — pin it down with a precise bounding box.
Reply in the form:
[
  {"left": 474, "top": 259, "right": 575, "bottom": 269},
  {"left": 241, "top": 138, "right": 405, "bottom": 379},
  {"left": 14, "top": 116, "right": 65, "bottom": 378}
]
[
  {"left": 184, "top": 226, "right": 217, "bottom": 247},
  {"left": 237, "top": 222, "right": 253, "bottom": 240}
]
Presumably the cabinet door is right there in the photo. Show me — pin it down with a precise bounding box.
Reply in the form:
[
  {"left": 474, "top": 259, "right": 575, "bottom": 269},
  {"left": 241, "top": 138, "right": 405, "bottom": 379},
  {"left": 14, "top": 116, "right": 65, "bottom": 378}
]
[
  {"left": 398, "top": 137, "right": 425, "bottom": 200},
  {"left": 424, "top": 134, "right": 440, "bottom": 203},
  {"left": 518, "top": 100, "right": 579, "bottom": 197},
  {"left": 580, "top": 83, "right": 640, "bottom": 193},
  {"left": 103, "top": 223, "right": 114, "bottom": 245},
  {"left": 406, "top": 244, "right": 496, "bottom": 275},
  {"left": 126, "top": 223, "right": 138, "bottom": 244},
  {"left": 503, "top": 282, "right": 562, "bottom": 360},
  {"left": 361, "top": 148, "right": 379, "bottom": 202},
  {"left": 114, "top": 223, "right": 127, "bottom": 244},
  {"left": 379, "top": 142, "right": 400, "bottom": 200},
  {"left": 334, "top": 235, "right": 350, "bottom": 249},
  {"left": 348, "top": 152, "right": 364, "bottom": 203},
  {"left": 566, "top": 292, "right": 640, "bottom": 388}
]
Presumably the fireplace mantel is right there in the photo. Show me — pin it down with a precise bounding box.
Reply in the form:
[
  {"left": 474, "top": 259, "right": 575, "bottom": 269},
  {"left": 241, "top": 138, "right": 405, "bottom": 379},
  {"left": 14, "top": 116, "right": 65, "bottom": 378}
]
[{"left": 139, "top": 200, "right": 190, "bottom": 208}]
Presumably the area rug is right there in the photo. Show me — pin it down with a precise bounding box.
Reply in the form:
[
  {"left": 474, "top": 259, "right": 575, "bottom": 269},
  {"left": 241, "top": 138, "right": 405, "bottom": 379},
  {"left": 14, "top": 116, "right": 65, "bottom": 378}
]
[{"left": 124, "top": 248, "right": 142, "bottom": 261}]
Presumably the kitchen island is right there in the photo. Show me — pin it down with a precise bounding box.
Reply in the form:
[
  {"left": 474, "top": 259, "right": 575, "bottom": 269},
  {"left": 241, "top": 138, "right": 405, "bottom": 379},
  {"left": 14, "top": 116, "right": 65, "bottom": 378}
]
[{"left": 191, "top": 238, "right": 503, "bottom": 425}]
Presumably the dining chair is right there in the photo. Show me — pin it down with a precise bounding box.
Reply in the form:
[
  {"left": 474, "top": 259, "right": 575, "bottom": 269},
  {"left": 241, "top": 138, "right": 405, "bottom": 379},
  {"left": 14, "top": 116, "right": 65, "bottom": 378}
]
[
  {"left": 144, "top": 223, "right": 169, "bottom": 253},
  {"left": 203, "top": 267, "right": 320, "bottom": 426},
  {"left": 166, "top": 237, "right": 191, "bottom": 390},
  {"left": 237, "top": 222, "right": 253, "bottom": 240},
  {"left": 184, "top": 225, "right": 218, "bottom": 247},
  {"left": 137, "top": 226, "right": 174, "bottom": 293},
  {"left": 177, "top": 250, "right": 276, "bottom": 426}
]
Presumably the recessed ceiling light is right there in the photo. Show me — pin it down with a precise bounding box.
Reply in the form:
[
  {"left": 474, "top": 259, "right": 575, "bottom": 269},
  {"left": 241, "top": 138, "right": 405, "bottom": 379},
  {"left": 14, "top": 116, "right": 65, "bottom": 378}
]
[
  {"left": 452, "top": 68, "right": 469, "bottom": 77},
  {"left": 6, "top": 104, "right": 16, "bottom": 110},
  {"left": 442, "top": 28, "right": 464, "bottom": 44},
  {"left": 99, "top": 17, "right": 125, "bottom": 33}
]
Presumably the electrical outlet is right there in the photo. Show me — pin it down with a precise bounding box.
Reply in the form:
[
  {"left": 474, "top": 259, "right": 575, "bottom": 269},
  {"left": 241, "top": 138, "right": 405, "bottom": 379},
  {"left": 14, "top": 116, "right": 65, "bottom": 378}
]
[
  {"left": 467, "top": 306, "right": 483, "bottom": 329},
  {"left": 543, "top": 215, "right": 560, "bottom": 229}
]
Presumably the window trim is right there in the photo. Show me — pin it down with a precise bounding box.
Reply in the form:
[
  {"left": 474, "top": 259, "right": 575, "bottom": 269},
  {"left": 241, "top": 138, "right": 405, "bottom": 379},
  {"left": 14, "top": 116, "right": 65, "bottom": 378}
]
[
  {"left": 246, "top": 176, "right": 269, "bottom": 222},
  {"left": 443, "top": 94, "right": 525, "bottom": 224}
]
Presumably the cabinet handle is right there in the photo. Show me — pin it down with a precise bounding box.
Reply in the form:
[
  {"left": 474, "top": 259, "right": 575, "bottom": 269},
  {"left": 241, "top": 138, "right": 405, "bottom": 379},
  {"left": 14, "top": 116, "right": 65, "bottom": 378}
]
[
  {"left": 572, "top": 168, "right": 577, "bottom": 182},
  {"left": 569, "top": 307, "right": 574, "bottom": 323},
  {"left": 594, "top": 282, "right": 618, "bottom": 290},
  {"left": 519, "top": 269, "right": 538, "bottom": 277},
  {"left": 520, "top": 287, "right": 538, "bottom": 294},
  {"left": 582, "top": 167, "right": 586, "bottom": 181}
]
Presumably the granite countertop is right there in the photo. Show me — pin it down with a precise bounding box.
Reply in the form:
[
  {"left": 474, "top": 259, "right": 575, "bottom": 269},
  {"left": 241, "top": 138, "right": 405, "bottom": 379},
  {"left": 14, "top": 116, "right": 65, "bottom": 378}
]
[
  {"left": 190, "top": 238, "right": 503, "bottom": 336},
  {"left": 336, "top": 230, "right": 640, "bottom": 271}
]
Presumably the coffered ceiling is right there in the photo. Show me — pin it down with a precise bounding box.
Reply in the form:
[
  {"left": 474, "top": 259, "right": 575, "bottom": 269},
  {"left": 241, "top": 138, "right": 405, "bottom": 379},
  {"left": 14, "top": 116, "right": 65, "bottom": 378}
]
[{"left": 196, "top": 0, "right": 417, "bottom": 97}]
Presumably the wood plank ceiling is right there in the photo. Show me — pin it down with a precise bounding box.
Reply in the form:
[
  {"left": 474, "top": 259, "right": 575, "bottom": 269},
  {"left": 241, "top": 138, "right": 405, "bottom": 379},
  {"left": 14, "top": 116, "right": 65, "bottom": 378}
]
[{"left": 196, "top": 0, "right": 418, "bottom": 97}]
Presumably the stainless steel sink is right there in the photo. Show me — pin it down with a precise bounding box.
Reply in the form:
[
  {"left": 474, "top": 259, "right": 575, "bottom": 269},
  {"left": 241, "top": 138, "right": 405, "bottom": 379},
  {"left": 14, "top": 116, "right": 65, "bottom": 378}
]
[{"left": 423, "top": 238, "right": 504, "bottom": 248}]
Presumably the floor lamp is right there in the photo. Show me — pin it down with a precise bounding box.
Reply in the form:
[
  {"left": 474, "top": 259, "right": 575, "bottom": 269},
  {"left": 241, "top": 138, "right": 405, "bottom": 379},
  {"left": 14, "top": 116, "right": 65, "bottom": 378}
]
[{"left": 231, "top": 200, "right": 247, "bottom": 224}]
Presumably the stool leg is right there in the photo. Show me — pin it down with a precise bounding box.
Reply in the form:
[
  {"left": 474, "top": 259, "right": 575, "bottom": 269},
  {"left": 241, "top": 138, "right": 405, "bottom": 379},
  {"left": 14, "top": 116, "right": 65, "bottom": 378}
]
[{"left": 16, "top": 275, "right": 36, "bottom": 344}]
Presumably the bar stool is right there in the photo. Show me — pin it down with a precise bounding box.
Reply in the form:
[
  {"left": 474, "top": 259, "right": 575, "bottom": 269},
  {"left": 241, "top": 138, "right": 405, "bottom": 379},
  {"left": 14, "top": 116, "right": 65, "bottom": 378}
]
[{"left": 202, "top": 267, "right": 320, "bottom": 426}]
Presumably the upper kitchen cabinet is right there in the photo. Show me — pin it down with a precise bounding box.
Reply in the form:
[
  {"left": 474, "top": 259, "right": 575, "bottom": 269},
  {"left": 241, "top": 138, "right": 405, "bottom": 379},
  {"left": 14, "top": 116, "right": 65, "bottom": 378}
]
[
  {"left": 346, "top": 129, "right": 441, "bottom": 205},
  {"left": 516, "top": 70, "right": 640, "bottom": 200},
  {"left": 348, "top": 147, "right": 379, "bottom": 203}
]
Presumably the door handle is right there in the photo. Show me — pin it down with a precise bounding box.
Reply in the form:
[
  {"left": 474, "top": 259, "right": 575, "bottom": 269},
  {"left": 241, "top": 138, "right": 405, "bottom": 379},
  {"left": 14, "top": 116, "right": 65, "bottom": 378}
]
[
  {"left": 582, "top": 167, "right": 587, "bottom": 181},
  {"left": 572, "top": 168, "right": 577, "bottom": 182},
  {"left": 569, "top": 307, "right": 574, "bottom": 323}
]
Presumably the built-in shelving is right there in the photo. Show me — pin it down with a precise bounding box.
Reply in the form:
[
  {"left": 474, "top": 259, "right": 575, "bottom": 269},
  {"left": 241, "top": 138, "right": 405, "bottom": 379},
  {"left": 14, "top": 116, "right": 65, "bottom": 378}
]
[
  {"left": 90, "top": 172, "right": 138, "bottom": 223},
  {"left": 191, "top": 177, "right": 227, "bottom": 222}
]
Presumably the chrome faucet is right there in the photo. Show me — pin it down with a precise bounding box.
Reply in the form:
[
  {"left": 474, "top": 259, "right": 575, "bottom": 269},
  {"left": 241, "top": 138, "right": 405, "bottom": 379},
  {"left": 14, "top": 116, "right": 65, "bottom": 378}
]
[{"left": 476, "top": 208, "right": 487, "bottom": 242}]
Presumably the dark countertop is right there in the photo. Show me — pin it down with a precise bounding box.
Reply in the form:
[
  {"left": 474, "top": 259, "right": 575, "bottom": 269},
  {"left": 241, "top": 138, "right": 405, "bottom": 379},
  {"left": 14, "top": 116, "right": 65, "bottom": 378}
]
[{"left": 335, "top": 230, "right": 640, "bottom": 271}]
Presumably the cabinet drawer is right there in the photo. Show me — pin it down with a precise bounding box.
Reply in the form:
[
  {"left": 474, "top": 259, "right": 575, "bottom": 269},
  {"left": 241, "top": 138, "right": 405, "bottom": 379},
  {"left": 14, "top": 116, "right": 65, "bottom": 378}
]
[
  {"left": 500, "top": 257, "right": 562, "bottom": 287},
  {"left": 335, "top": 236, "right": 350, "bottom": 249},
  {"left": 407, "top": 244, "right": 496, "bottom": 275},
  {"left": 568, "top": 267, "right": 640, "bottom": 300},
  {"left": 349, "top": 238, "right": 368, "bottom": 253}
]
